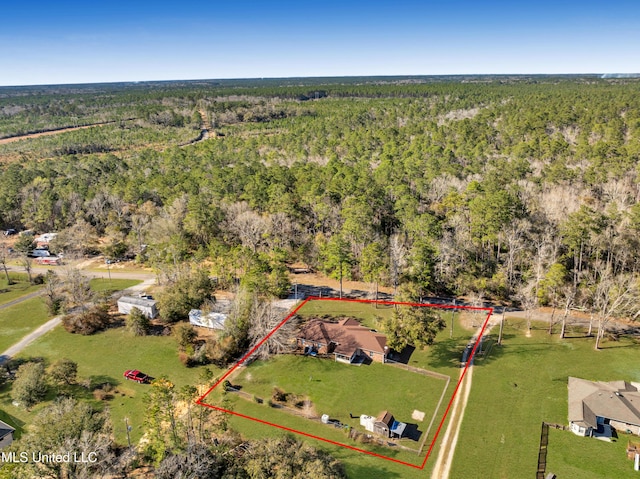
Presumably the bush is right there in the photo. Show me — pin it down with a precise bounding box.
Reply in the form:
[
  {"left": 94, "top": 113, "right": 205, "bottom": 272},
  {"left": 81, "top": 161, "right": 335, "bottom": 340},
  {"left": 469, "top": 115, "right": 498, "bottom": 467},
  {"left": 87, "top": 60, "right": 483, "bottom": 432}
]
[
  {"left": 126, "top": 307, "right": 151, "bottom": 336},
  {"left": 173, "top": 323, "right": 197, "bottom": 351},
  {"left": 61, "top": 304, "right": 110, "bottom": 335},
  {"left": 48, "top": 358, "right": 78, "bottom": 385},
  {"left": 272, "top": 387, "right": 287, "bottom": 403},
  {"left": 11, "top": 362, "right": 47, "bottom": 408},
  {"left": 156, "top": 267, "right": 215, "bottom": 322}
]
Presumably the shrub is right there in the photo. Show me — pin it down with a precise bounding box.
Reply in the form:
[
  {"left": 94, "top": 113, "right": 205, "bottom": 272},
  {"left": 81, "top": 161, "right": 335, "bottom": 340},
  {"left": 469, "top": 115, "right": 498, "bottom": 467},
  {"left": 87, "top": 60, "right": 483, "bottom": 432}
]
[
  {"left": 126, "top": 307, "right": 151, "bottom": 336},
  {"left": 272, "top": 387, "right": 287, "bottom": 403},
  {"left": 48, "top": 358, "right": 78, "bottom": 385},
  {"left": 11, "top": 362, "right": 47, "bottom": 408},
  {"left": 61, "top": 304, "right": 111, "bottom": 335},
  {"left": 173, "top": 323, "right": 197, "bottom": 351}
]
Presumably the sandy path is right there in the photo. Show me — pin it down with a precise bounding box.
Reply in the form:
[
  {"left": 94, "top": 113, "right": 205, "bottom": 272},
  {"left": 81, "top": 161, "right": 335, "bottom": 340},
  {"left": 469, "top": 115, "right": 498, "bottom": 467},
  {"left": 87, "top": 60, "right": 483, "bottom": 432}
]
[
  {"left": 430, "top": 315, "right": 498, "bottom": 478},
  {"left": 0, "top": 121, "right": 122, "bottom": 145}
]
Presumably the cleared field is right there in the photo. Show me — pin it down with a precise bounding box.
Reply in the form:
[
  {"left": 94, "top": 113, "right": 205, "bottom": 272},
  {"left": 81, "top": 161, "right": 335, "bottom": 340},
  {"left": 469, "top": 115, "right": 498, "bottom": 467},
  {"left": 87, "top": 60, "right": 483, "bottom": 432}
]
[
  {"left": 295, "top": 299, "right": 395, "bottom": 328},
  {"left": 5, "top": 326, "right": 220, "bottom": 443},
  {"left": 0, "top": 283, "right": 41, "bottom": 306},
  {"left": 88, "top": 277, "right": 142, "bottom": 293},
  {"left": 230, "top": 355, "right": 447, "bottom": 454},
  {"left": 546, "top": 427, "right": 638, "bottom": 478},
  {"left": 0, "top": 298, "right": 49, "bottom": 352},
  {"left": 451, "top": 319, "right": 640, "bottom": 479}
]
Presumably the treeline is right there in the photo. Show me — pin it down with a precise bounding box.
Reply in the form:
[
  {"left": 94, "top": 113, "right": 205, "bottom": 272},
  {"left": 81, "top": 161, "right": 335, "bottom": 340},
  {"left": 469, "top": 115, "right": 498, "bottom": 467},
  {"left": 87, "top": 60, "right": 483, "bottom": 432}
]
[{"left": 1, "top": 79, "right": 640, "bottom": 337}]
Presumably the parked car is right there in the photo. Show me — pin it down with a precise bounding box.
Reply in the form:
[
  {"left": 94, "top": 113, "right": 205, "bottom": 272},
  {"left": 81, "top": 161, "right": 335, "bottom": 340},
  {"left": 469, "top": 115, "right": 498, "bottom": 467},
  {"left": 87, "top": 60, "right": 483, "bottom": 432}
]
[
  {"left": 3, "top": 229, "right": 16, "bottom": 236},
  {"left": 123, "top": 370, "right": 149, "bottom": 384},
  {"left": 30, "top": 248, "right": 50, "bottom": 258}
]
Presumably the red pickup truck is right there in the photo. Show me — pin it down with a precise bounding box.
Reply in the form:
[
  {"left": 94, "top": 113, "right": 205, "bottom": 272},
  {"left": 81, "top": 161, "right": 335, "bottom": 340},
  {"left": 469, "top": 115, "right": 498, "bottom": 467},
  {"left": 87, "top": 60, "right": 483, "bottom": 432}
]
[{"left": 123, "top": 370, "right": 149, "bottom": 384}]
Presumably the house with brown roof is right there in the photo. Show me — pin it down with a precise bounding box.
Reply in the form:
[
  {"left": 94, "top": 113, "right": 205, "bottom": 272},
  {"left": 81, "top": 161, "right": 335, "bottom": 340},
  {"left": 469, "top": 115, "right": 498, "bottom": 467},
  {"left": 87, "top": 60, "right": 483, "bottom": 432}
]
[
  {"left": 568, "top": 377, "right": 640, "bottom": 438},
  {"left": 297, "top": 318, "right": 388, "bottom": 364}
]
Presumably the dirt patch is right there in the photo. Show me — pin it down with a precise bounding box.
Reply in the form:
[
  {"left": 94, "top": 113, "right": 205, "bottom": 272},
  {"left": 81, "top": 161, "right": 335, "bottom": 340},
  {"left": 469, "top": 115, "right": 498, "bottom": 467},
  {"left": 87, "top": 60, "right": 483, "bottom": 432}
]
[{"left": 288, "top": 271, "right": 393, "bottom": 296}]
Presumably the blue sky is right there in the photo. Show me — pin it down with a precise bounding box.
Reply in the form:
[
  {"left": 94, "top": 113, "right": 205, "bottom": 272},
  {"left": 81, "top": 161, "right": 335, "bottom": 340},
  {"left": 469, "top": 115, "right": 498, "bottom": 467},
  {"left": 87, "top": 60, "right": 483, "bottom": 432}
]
[{"left": 1, "top": 0, "right": 638, "bottom": 86}]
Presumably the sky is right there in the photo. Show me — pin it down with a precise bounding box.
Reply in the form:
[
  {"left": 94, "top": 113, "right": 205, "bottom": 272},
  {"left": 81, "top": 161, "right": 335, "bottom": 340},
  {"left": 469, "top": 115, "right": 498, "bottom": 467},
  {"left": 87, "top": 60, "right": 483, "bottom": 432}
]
[{"left": 1, "top": 0, "right": 639, "bottom": 86}]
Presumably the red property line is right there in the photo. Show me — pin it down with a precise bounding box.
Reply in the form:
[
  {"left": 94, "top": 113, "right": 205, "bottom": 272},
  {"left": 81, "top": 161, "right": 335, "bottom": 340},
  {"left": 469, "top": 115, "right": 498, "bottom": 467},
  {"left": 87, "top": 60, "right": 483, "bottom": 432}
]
[{"left": 197, "top": 296, "right": 493, "bottom": 472}]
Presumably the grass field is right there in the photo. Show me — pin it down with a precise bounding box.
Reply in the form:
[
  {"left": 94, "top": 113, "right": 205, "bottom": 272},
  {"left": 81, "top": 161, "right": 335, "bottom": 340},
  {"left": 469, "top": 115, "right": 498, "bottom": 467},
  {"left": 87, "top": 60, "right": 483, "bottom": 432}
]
[
  {"left": 0, "top": 298, "right": 49, "bottom": 352},
  {"left": 0, "top": 275, "right": 42, "bottom": 306},
  {"left": 295, "top": 299, "right": 396, "bottom": 328},
  {"left": 88, "top": 277, "right": 142, "bottom": 293},
  {"left": 206, "top": 298, "right": 477, "bottom": 478},
  {"left": 224, "top": 354, "right": 448, "bottom": 462},
  {"left": 451, "top": 319, "right": 640, "bottom": 479},
  {"left": 4, "top": 326, "right": 221, "bottom": 443},
  {"left": 546, "top": 427, "right": 638, "bottom": 478}
]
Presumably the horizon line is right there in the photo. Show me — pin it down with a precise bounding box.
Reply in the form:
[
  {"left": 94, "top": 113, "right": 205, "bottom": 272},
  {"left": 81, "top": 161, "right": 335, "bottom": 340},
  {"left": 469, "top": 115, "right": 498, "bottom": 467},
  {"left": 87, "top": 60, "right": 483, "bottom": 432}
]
[{"left": 3, "top": 73, "right": 640, "bottom": 89}]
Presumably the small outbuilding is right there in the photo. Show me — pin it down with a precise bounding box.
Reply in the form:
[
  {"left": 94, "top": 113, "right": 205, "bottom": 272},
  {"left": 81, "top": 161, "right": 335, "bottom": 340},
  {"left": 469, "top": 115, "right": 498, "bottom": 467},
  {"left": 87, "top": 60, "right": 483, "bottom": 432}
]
[
  {"left": 188, "top": 309, "right": 227, "bottom": 330},
  {"left": 374, "top": 411, "right": 395, "bottom": 437},
  {"left": 117, "top": 296, "right": 158, "bottom": 319},
  {"left": 0, "top": 419, "right": 15, "bottom": 449}
]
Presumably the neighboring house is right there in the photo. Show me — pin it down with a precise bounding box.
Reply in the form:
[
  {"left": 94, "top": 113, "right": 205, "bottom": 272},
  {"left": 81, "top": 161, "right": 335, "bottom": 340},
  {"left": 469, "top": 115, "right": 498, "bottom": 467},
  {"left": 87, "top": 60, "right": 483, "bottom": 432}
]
[
  {"left": 117, "top": 296, "right": 158, "bottom": 319},
  {"left": 189, "top": 309, "right": 227, "bottom": 330},
  {"left": 568, "top": 376, "right": 640, "bottom": 438},
  {"left": 0, "top": 419, "right": 15, "bottom": 449},
  {"left": 360, "top": 411, "right": 407, "bottom": 438},
  {"left": 297, "top": 318, "right": 388, "bottom": 364}
]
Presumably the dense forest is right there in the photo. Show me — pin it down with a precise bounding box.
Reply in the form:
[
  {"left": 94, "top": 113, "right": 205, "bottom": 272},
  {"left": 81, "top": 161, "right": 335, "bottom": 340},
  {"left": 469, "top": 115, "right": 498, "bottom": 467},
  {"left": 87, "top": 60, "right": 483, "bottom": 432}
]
[{"left": 2, "top": 76, "right": 640, "bottom": 345}]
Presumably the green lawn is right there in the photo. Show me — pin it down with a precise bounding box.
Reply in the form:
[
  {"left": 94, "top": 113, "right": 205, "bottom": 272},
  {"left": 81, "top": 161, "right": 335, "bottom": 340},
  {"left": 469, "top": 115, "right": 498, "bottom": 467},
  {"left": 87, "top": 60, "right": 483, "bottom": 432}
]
[
  {"left": 89, "top": 278, "right": 142, "bottom": 293},
  {"left": 227, "top": 355, "right": 447, "bottom": 459},
  {"left": 225, "top": 399, "right": 429, "bottom": 479},
  {"left": 296, "top": 299, "right": 396, "bottom": 328},
  {"left": 0, "top": 298, "right": 49, "bottom": 352},
  {"left": 4, "top": 326, "right": 221, "bottom": 444},
  {"left": 451, "top": 319, "right": 640, "bottom": 479},
  {"left": 0, "top": 276, "right": 42, "bottom": 306},
  {"left": 546, "top": 427, "right": 638, "bottom": 478},
  {"left": 211, "top": 299, "right": 474, "bottom": 477}
]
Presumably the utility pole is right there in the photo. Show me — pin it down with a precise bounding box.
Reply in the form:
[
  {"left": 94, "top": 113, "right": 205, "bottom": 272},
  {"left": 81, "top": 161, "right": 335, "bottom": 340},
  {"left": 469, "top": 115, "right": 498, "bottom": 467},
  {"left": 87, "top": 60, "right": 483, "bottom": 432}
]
[{"left": 450, "top": 299, "right": 455, "bottom": 338}]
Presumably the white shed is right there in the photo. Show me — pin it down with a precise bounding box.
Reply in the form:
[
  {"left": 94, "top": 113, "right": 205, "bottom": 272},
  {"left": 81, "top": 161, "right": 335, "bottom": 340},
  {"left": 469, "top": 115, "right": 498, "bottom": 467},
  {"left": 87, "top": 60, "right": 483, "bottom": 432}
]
[
  {"left": 360, "top": 415, "right": 375, "bottom": 433},
  {"left": 117, "top": 296, "right": 158, "bottom": 319}
]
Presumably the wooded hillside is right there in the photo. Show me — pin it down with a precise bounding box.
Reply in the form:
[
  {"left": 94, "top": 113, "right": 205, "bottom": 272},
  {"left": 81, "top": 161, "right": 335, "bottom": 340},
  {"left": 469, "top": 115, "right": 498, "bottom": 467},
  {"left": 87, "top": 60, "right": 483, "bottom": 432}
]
[{"left": 2, "top": 77, "right": 639, "bottom": 324}]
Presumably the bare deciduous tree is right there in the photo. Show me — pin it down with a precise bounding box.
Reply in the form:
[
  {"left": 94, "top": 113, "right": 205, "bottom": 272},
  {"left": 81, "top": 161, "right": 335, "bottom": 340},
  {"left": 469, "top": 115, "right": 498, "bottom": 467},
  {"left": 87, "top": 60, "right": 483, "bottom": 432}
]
[
  {"left": 516, "top": 281, "right": 538, "bottom": 335},
  {"left": 248, "top": 298, "right": 297, "bottom": 360},
  {"left": 389, "top": 232, "right": 407, "bottom": 294},
  {"left": 592, "top": 265, "right": 639, "bottom": 350}
]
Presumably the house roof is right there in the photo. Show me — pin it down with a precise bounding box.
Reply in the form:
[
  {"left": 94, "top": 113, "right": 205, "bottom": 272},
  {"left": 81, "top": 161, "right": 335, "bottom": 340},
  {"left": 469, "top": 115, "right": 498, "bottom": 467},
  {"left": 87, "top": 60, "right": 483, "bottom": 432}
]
[
  {"left": 298, "top": 318, "right": 387, "bottom": 357},
  {"left": 117, "top": 296, "right": 157, "bottom": 308},
  {"left": 0, "top": 419, "right": 15, "bottom": 440},
  {"left": 376, "top": 410, "right": 394, "bottom": 427},
  {"left": 568, "top": 377, "right": 640, "bottom": 429}
]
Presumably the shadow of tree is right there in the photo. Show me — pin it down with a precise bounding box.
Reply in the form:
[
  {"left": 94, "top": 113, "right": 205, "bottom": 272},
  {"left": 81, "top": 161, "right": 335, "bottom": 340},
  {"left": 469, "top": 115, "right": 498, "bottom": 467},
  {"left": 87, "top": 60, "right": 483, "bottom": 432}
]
[
  {"left": 345, "top": 463, "right": 404, "bottom": 478},
  {"left": 0, "top": 409, "right": 25, "bottom": 437}
]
